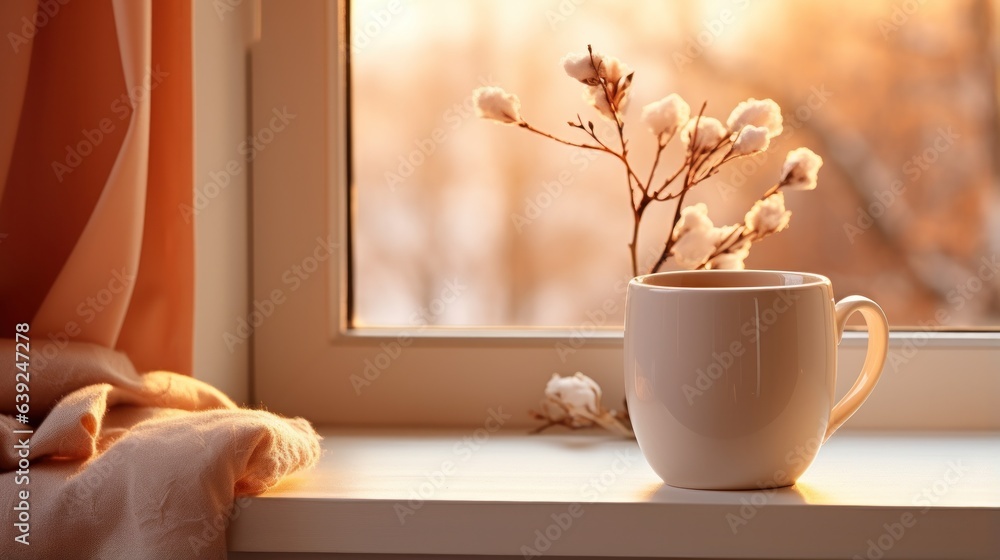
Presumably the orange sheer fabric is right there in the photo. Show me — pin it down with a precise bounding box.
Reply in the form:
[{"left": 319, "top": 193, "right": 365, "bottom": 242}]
[{"left": 0, "top": 0, "right": 193, "bottom": 374}]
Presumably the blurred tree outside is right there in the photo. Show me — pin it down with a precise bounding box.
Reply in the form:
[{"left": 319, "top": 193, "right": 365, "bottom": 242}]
[{"left": 350, "top": 0, "right": 1000, "bottom": 329}]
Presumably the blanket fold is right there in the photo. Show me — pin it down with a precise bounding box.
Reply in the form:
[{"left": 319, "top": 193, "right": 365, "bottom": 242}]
[{"left": 1, "top": 340, "right": 321, "bottom": 559}]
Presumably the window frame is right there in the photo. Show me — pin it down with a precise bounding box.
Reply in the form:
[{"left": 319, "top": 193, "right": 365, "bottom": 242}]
[{"left": 249, "top": 0, "right": 1000, "bottom": 429}]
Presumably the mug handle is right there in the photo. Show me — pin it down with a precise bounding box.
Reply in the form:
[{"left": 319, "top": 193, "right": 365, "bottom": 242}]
[{"left": 825, "top": 296, "right": 890, "bottom": 442}]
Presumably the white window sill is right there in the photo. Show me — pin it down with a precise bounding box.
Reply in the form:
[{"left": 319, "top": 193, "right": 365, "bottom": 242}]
[{"left": 228, "top": 428, "right": 999, "bottom": 559}]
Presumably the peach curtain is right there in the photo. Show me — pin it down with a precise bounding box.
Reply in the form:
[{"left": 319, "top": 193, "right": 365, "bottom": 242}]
[{"left": 0, "top": 0, "right": 193, "bottom": 374}]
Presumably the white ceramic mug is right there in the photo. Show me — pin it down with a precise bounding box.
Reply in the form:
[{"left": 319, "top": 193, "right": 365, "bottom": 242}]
[{"left": 624, "top": 270, "right": 889, "bottom": 490}]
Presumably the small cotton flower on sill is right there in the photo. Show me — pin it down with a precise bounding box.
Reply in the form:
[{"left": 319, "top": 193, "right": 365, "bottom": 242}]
[
  {"left": 473, "top": 86, "right": 523, "bottom": 124},
  {"left": 780, "top": 147, "right": 824, "bottom": 191},
  {"left": 745, "top": 191, "right": 792, "bottom": 234},
  {"left": 531, "top": 372, "right": 632, "bottom": 436},
  {"left": 731, "top": 125, "right": 770, "bottom": 156},
  {"left": 681, "top": 116, "right": 727, "bottom": 153},
  {"left": 641, "top": 93, "right": 691, "bottom": 139},
  {"left": 727, "top": 97, "right": 783, "bottom": 138},
  {"left": 546, "top": 371, "right": 601, "bottom": 418}
]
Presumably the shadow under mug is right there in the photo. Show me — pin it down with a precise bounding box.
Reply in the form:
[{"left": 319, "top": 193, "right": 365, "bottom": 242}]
[{"left": 624, "top": 270, "right": 889, "bottom": 490}]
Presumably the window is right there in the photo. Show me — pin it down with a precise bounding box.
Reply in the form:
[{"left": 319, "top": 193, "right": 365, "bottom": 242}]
[
  {"left": 351, "top": 0, "right": 1000, "bottom": 330},
  {"left": 249, "top": 0, "right": 1000, "bottom": 429}
]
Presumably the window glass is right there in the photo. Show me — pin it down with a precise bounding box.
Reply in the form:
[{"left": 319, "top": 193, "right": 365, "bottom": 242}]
[{"left": 350, "top": 0, "right": 1000, "bottom": 329}]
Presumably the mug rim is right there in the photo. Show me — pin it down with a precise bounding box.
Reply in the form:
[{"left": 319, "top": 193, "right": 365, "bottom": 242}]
[{"left": 631, "top": 269, "right": 831, "bottom": 291}]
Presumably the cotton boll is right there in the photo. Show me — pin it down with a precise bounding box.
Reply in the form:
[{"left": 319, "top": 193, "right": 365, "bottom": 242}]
[
  {"left": 473, "top": 86, "right": 523, "bottom": 124},
  {"left": 727, "top": 98, "right": 783, "bottom": 139},
  {"left": 584, "top": 83, "right": 631, "bottom": 122},
  {"left": 670, "top": 204, "right": 721, "bottom": 269},
  {"left": 584, "top": 85, "right": 615, "bottom": 121},
  {"left": 672, "top": 228, "right": 720, "bottom": 270},
  {"left": 744, "top": 192, "right": 792, "bottom": 234},
  {"left": 672, "top": 202, "right": 713, "bottom": 240},
  {"left": 731, "top": 125, "right": 770, "bottom": 155},
  {"left": 599, "top": 55, "right": 630, "bottom": 85},
  {"left": 780, "top": 147, "right": 823, "bottom": 190},
  {"left": 569, "top": 51, "right": 632, "bottom": 122},
  {"left": 641, "top": 93, "right": 691, "bottom": 138},
  {"left": 708, "top": 251, "right": 747, "bottom": 270},
  {"left": 561, "top": 51, "right": 630, "bottom": 85},
  {"left": 561, "top": 52, "right": 601, "bottom": 85},
  {"left": 545, "top": 372, "right": 602, "bottom": 416},
  {"left": 681, "top": 116, "right": 727, "bottom": 153},
  {"left": 708, "top": 236, "right": 751, "bottom": 270}
]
